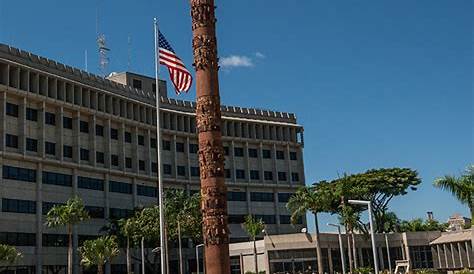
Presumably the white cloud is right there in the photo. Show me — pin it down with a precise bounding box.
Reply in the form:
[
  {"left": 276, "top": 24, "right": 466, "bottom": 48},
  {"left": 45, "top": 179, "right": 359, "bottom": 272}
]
[
  {"left": 219, "top": 55, "right": 254, "bottom": 68},
  {"left": 255, "top": 52, "right": 265, "bottom": 59}
]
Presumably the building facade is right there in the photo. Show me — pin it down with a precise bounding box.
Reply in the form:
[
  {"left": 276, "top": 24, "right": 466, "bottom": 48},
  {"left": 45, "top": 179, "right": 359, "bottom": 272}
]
[
  {"left": 0, "top": 44, "right": 306, "bottom": 273},
  {"left": 229, "top": 230, "right": 474, "bottom": 274}
]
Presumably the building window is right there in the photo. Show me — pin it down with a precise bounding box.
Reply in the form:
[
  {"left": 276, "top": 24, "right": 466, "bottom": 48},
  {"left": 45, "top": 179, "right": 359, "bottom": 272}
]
[
  {"left": 42, "top": 202, "right": 64, "bottom": 215},
  {"left": 110, "top": 128, "right": 118, "bottom": 140},
  {"left": 2, "top": 198, "right": 36, "bottom": 214},
  {"left": 125, "top": 157, "right": 132, "bottom": 169},
  {"left": 109, "top": 208, "right": 133, "bottom": 219},
  {"left": 280, "top": 215, "right": 302, "bottom": 224},
  {"left": 223, "top": 146, "right": 230, "bottom": 156},
  {"left": 85, "top": 206, "right": 105, "bottom": 219},
  {"left": 124, "top": 132, "right": 132, "bottom": 143},
  {"left": 276, "top": 150, "right": 285, "bottom": 160},
  {"left": 95, "top": 124, "right": 104, "bottom": 136},
  {"left": 109, "top": 181, "right": 132, "bottom": 194},
  {"left": 250, "top": 170, "right": 260, "bottom": 180},
  {"left": 139, "top": 160, "right": 146, "bottom": 171},
  {"left": 254, "top": 214, "right": 276, "bottom": 224},
  {"left": 227, "top": 192, "right": 246, "bottom": 202},
  {"left": 137, "top": 185, "right": 157, "bottom": 197},
  {"left": 234, "top": 147, "right": 244, "bottom": 157},
  {"left": 177, "top": 166, "right": 186, "bottom": 176},
  {"left": 152, "top": 162, "right": 158, "bottom": 173},
  {"left": 63, "top": 145, "right": 73, "bottom": 158},
  {"left": 189, "top": 143, "right": 199, "bottom": 154},
  {"left": 291, "top": 172, "right": 300, "bottom": 182},
  {"left": 278, "top": 172, "right": 287, "bottom": 181},
  {"left": 248, "top": 148, "right": 258, "bottom": 158},
  {"left": 26, "top": 108, "right": 38, "bottom": 121},
  {"left": 150, "top": 138, "right": 157, "bottom": 148},
  {"left": 43, "top": 171, "right": 72, "bottom": 187},
  {"left": 163, "top": 164, "right": 172, "bottom": 175},
  {"left": 138, "top": 135, "right": 145, "bottom": 146},
  {"left": 278, "top": 193, "right": 293, "bottom": 203},
  {"left": 176, "top": 142, "right": 185, "bottom": 153},
  {"left": 224, "top": 169, "right": 231, "bottom": 179},
  {"left": 111, "top": 154, "right": 119, "bottom": 166},
  {"left": 132, "top": 79, "right": 142, "bottom": 90},
  {"left": 80, "top": 148, "right": 89, "bottom": 161},
  {"left": 43, "top": 234, "right": 68, "bottom": 247},
  {"left": 290, "top": 151, "right": 297, "bottom": 161},
  {"left": 63, "top": 116, "right": 73, "bottom": 129},
  {"left": 6, "top": 103, "right": 18, "bottom": 117},
  {"left": 190, "top": 166, "right": 200, "bottom": 177},
  {"left": 264, "top": 171, "right": 273, "bottom": 181},
  {"left": 80, "top": 121, "right": 89, "bottom": 133},
  {"left": 236, "top": 169, "right": 245, "bottom": 179},
  {"left": 0, "top": 232, "right": 36, "bottom": 246},
  {"left": 162, "top": 140, "right": 171, "bottom": 150},
  {"left": 26, "top": 138, "right": 38, "bottom": 152},
  {"left": 262, "top": 149, "right": 272, "bottom": 159},
  {"left": 45, "top": 112, "right": 56, "bottom": 125},
  {"left": 5, "top": 134, "right": 18, "bottom": 148},
  {"left": 3, "top": 165, "right": 36, "bottom": 182},
  {"left": 96, "top": 151, "right": 105, "bottom": 164},
  {"left": 228, "top": 215, "right": 246, "bottom": 224},
  {"left": 250, "top": 192, "right": 274, "bottom": 202},
  {"left": 45, "top": 142, "right": 56, "bottom": 155},
  {"left": 78, "top": 176, "right": 104, "bottom": 191}
]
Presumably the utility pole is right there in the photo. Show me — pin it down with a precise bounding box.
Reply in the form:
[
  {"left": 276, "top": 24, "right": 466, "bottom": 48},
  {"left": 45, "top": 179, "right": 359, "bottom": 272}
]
[{"left": 188, "top": 1, "right": 230, "bottom": 273}]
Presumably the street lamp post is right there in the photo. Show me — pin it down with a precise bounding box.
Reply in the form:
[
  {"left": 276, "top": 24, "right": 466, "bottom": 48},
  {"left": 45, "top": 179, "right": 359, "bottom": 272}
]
[
  {"left": 328, "top": 223, "right": 346, "bottom": 274},
  {"left": 196, "top": 243, "right": 205, "bottom": 274},
  {"left": 188, "top": 1, "right": 230, "bottom": 273},
  {"left": 348, "top": 200, "right": 379, "bottom": 274},
  {"left": 384, "top": 233, "right": 392, "bottom": 274}
]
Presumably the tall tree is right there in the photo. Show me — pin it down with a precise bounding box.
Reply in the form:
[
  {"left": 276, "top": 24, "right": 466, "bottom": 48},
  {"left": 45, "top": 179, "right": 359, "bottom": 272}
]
[
  {"left": 164, "top": 190, "right": 202, "bottom": 274},
  {"left": 45, "top": 196, "right": 89, "bottom": 274},
  {"left": 243, "top": 215, "right": 265, "bottom": 274},
  {"left": 287, "top": 184, "right": 334, "bottom": 274},
  {"left": 434, "top": 165, "right": 474, "bottom": 222},
  {"left": 79, "top": 235, "right": 119, "bottom": 274},
  {"left": 135, "top": 206, "right": 162, "bottom": 273},
  {"left": 119, "top": 216, "right": 141, "bottom": 274},
  {"left": 0, "top": 244, "right": 22, "bottom": 272}
]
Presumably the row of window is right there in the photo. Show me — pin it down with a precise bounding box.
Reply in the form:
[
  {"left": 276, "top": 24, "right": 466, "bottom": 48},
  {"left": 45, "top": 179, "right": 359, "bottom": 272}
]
[
  {"left": 227, "top": 192, "right": 294, "bottom": 203},
  {"left": 228, "top": 214, "right": 303, "bottom": 225},
  {"left": 0, "top": 232, "right": 110, "bottom": 247}
]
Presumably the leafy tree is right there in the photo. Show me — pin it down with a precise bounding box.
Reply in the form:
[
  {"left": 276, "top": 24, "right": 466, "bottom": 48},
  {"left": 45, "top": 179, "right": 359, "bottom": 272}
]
[
  {"left": 434, "top": 165, "right": 474, "bottom": 222},
  {"left": 134, "top": 205, "right": 162, "bottom": 273},
  {"left": 79, "top": 235, "right": 119, "bottom": 274},
  {"left": 243, "top": 215, "right": 265, "bottom": 274},
  {"left": 164, "top": 189, "right": 202, "bottom": 274},
  {"left": 45, "top": 196, "right": 89, "bottom": 274},
  {"left": 119, "top": 216, "right": 141, "bottom": 274},
  {"left": 399, "top": 218, "right": 448, "bottom": 232},
  {"left": 0, "top": 244, "right": 22, "bottom": 272},
  {"left": 287, "top": 184, "right": 335, "bottom": 274}
]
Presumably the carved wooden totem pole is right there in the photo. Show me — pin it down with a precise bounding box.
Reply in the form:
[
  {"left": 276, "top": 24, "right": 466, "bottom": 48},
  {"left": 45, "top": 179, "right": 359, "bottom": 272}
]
[{"left": 189, "top": 0, "right": 230, "bottom": 273}]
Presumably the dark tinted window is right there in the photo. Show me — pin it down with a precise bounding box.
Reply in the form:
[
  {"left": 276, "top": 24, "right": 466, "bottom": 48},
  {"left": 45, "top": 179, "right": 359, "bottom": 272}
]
[
  {"left": 80, "top": 121, "right": 89, "bottom": 133},
  {"left": 236, "top": 169, "right": 245, "bottom": 179},
  {"left": 96, "top": 151, "right": 105, "bottom": 164},
  {"left": 255, "top": 214, "right": 276, "bottom": 224},
  {"left": 42, "top": 171, "right": 72, "bottom": 187},
  {"left": 264, "top": 171, "right": 273, "bottom": 181},
  {"left": 132, "top": 79, "right": 142, "bottom": 89},
  {"left": 248, "top": 148, "right": 258, "bottom": 158},
  {"left": 250, "top": 170, "right": 260, "bottom": 180},
  {"left": 250, "top": 192, "right": 274, "bottom": 202},
  {"left": 234, "top": 147, "right": 244, "bottom": 157},
  {"left": 190, "top": 166, "right": 200, "bottom": 177},
  {"left": 163, "top": 164, "right": 172, "bottom": 175},
  {"left": 139, "top": 160, "right": 146, "bottom": 171},
  {"left": 223, "top": 146, "right": 230, "bottom": 156},
  {"left": 63, "top": 145, "right": 73, "bottom": 158},
  {"left": 150, "top": 138, "right": 157, "bottom": 148},
  {"left": 152, "top": 162, "right": 158, "bottom": 173},
  {"left": 26, "top": 138, "right": 38, "bottom": 152},
  {"left": 80, "top": 148, "right": 89, "bottom": 161},
  {"left": 137, "top": 185, "right": 157, "bottom": 197},
  {"left": 176, "top": 142, "right": 185, "bottom": 152},
  {"left": 291, "top": 172, "right": 300, "bottom": 182},
  {"left": 109, "top": 208, "right": 133, "bottom": 219},
  {"left": 0, "top": 232, "right": 36, "bottom": 246},
  {"left": 6, "top": 134, "right": 18, "bottom": 148},
  {"left": 228, "top": 215, "right": 245, "bottom": 224},
  {"left": 125, "top": 157, "right": 132, "bottom": 168},
  {"left": 2, "top": 198, "right": 36, "bottom": 214},
  {"left": 290, "top": 151, "right": 297, "bottom": 161},
  {"left": 227, "top": 192, "right": 246, "bottom": 202},
  {"left": 276, "top": 150, "right": 285, "bottom": 160},
  {"left": 138, "top": 135, "right": 145, "bottom": 146},
  {"left": 262, "top": 149, "right": 271, "bottom": 159},
  {"left": 45, "top": 112, "right": 56, "bottom": 125},
  {"left": 85, "top": 206, "right": 104, "bottom": 219},
  {"left": 177, "top": 165, "right": 186, "bottom": 176},
  {"left": 45, "top": 142, "right": 56, "bottom": 155},
  {"left": 162, "top": 140, "right": 171, "bottom": 150},
  {"left": 78, "top": 176, "right": 104, "bottom": 191},
  {"left": 26, "top": 108, "right": 38, "bottom": 121},
  {"left": 43, "top": 234, "right": 68, "bottom": 247},
  {"left": 110, "top": 128, "right": 118, "bottom": 140},
  {"left": 111, "top": 154, "right": 119, "bottom": 166},
  {"left": 63, "top": 116, "right": 72, "bottom": 129},
  {"left": 6, "top": 103, "right": 18, "bottom": 117},
  {"left": 278, "top": 193, "right": 293, "bottom": 203},
  {"left": 95, "top": 124, "right": 104, "bottom": 136},
  {"left": 189, "top": 144, "right": 199, "bottom": 154},
  {"left": 124, "top": 132, "right": 132, "bottom": 143},
  {"left": 109, "top": 181, "right": 132, "bottom": 194},
  {"left": 278, "top": 172, "right": 287, "bottom": 181},
  {"left": 225, "top": 169, "right": 231, "bottom": 179},
  {"left": 3, "top": 165, "right": 36, "bottom": 182}
]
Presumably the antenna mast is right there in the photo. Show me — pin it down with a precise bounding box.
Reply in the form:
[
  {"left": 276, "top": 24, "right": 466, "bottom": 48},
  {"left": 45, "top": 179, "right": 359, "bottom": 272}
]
[{"left": 96, "top": 0, "right": 110, "bottom": 77}]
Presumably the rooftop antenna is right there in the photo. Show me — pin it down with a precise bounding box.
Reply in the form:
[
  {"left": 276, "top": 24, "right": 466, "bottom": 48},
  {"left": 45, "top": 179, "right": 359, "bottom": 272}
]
[
  {"left": 96, "top": 0, "right": 109, "bottom": 77},
  {"left": 84, "top": 50, "right": 88, "bottom": 72}
]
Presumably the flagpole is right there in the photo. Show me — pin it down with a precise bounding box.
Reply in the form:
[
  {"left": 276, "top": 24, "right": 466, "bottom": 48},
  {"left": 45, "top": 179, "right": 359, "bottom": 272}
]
[{"left": 154, "top": 17, "right": 167, "bottom": 274}]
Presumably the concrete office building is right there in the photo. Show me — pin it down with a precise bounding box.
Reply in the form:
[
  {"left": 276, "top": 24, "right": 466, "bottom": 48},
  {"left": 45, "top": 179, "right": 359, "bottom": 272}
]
[
  {"left": 229, "top": 229, "right": 474, "bottom": 274},
  {"left": 0, "top": 44, "right": 306, "bottom": 274}
]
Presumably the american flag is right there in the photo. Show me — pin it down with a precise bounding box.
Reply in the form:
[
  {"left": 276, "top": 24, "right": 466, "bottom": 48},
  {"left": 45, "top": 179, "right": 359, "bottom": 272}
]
[{"left": 158, "top": 30, "right": 193, "bottom": 94}]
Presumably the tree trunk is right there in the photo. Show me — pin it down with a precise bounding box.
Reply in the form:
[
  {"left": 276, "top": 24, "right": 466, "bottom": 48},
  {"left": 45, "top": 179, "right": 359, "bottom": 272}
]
[
  {"left": 68, "top": 225, "right": 73, "bottom": 274},
  {"left": 351, "top": 229, "right": 358, "bottom": 270},
  {"left": 253, "top": 238, "right": 258, "bottom": 274},
  {"left": 97, "top": 264, "right": 104, "bottom": 274},
  {"left": 346, "top": 224, "right": 353, "bottom": 274},
  {"left": 126, "top": 237, "right": 131, "bottom": 274},
  {"left": 178, "top": 220, "right": 184, "bottom": 274},
  {"left": 313, "top": 213, "right": 324, "bottom": 274}
]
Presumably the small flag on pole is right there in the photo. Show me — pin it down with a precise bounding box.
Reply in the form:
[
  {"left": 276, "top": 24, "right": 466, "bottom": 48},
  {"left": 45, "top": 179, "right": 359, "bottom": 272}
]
[{"left": 158, "top": 30, "right": 193, "bottom": 94}]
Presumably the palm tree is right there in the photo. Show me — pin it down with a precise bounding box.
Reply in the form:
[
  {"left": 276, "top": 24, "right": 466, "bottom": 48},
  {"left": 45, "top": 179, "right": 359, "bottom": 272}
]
[
  {"left": 243, "top": 215, "right": 265, "bottom": 274},
  {"left": 0, "top": 244, "right": 22, "bottom": 272},
  {"left": 287, "top": 186, "right": 330, "bottom": 274},
  {"left": 79, "top": 235, "right": 119, "bottom": 274},
  {"left": 119, "top": 216, "right": 140, "bottom": 274},
  {"left": 434, "top": 165, "right": 474, "bottom": 222},
  {"left": 45, "top": 196, "right": 90, "bottom": 274}
]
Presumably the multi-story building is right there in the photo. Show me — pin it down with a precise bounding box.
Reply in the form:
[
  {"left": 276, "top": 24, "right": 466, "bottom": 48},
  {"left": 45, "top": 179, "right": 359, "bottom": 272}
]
[{"left": 0, "top": 43, "right": 306, "bottom": 273}]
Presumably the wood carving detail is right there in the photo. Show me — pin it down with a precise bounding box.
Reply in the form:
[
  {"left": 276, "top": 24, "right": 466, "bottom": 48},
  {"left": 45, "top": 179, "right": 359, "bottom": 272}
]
[
  {"left": 190, "top": 0, "right": 216, "bottom": 30},
  {"left": 201, "top": 186, "right": 229, "bottom": 245},
  {"left": 196, "top": 95, "right": 221, "bottom": 133},
  {"left": 198, "top": 140, "right": 225, "bottom": 179},
  {"left": 192, "top": 35, "right": 219, "bottom": 71}
]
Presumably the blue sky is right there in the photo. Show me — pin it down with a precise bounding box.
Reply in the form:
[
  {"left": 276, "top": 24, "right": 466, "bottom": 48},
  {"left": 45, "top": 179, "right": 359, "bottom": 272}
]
[{"left": 0, "top": 1, "right": 472, "bottom": 232}]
